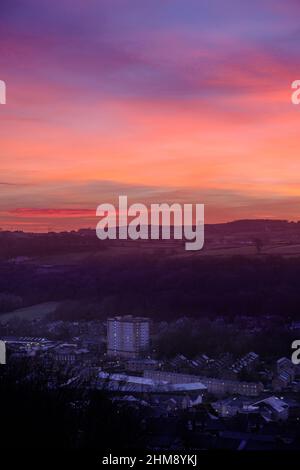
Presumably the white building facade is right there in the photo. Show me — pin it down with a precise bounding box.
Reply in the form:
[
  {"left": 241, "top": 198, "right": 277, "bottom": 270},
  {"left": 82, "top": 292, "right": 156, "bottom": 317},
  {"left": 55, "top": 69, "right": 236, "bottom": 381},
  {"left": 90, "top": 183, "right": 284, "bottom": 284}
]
[{"left": 107, "top": 315, "right": 150, "bottom": 358}]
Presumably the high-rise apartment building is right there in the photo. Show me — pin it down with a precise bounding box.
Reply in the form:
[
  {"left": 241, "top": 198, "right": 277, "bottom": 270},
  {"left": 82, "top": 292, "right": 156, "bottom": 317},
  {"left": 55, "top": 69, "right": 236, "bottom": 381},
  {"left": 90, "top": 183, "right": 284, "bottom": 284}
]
[{"left": 107, "top": 315, "right": 150, "bottom": 358}]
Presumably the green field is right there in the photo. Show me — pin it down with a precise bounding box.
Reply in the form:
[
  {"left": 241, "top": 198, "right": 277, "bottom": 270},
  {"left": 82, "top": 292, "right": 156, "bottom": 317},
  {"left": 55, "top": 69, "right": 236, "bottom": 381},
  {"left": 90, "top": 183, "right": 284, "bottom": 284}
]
[{"left": 0, "top": 301, "right": 61, "bottom": 324}]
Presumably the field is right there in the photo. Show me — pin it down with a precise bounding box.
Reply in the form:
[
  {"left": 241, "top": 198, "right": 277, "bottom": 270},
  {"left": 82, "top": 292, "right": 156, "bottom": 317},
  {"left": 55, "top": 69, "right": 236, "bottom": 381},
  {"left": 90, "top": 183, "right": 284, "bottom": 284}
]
[{"left": 0, "top": 301, "right": 61, "bottom": 324}]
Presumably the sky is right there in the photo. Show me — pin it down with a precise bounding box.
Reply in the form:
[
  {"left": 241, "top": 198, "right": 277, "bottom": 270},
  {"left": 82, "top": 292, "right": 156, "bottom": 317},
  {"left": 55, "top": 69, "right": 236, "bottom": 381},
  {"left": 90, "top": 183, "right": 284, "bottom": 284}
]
[{"left": 1, "top": 0, "right": 300, "bottom": 231}]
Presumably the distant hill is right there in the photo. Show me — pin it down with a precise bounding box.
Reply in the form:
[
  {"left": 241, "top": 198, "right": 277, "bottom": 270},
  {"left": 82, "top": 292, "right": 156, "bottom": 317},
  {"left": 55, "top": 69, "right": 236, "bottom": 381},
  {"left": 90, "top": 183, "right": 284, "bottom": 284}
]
[{"left": 1, "top": 219, "right": 300, "bottom": 260}]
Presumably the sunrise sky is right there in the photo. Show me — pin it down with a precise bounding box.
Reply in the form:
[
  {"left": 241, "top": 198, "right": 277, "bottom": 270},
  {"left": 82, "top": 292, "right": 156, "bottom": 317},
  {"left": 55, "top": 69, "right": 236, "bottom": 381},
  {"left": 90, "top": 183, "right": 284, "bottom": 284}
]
[{"left": 1, "top": 0, "right": 300, "bottom": 231}]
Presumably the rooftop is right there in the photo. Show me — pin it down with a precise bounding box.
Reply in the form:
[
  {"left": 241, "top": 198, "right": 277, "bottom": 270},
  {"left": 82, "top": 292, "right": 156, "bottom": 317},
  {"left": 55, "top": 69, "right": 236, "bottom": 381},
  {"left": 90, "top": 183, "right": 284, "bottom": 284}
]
[
  {"left": 108, "top": 315, "right": 150, "bottom": 323},
  {"left": 97, "top": 372, "right": 207, "bottom": 394}
]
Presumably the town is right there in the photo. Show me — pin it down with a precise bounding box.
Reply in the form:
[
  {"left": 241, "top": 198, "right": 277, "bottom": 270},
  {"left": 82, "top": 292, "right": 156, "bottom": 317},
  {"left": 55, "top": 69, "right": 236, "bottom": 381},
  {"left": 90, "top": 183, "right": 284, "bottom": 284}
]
[{"left": 1, "top": 312, "right": 300, "bottom": 450}]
